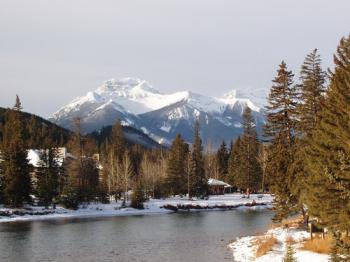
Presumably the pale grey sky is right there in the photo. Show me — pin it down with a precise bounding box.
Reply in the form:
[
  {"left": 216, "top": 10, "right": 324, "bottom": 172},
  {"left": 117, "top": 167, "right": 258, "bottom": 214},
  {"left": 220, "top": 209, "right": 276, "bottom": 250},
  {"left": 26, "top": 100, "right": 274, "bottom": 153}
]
[{"left": 1, "top": 0, "right": 349, "bottom": 117}]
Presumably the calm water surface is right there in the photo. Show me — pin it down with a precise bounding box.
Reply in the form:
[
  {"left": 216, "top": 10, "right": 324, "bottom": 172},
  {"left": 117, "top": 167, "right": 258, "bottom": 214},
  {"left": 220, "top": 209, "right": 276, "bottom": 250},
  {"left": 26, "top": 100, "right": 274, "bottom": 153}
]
[{"left": 0, "top": 209, "right": 273, "bottom": 262}]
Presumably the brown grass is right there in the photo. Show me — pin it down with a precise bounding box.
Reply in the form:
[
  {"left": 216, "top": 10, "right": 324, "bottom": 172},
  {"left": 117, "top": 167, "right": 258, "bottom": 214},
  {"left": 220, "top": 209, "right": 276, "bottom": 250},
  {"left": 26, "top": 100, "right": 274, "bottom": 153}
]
[
  {"left": 301, "top": 236, "right": 332, "bottom": 254},
  {"left": 253, "top": 235, "right": 278, "bottom": 257}
]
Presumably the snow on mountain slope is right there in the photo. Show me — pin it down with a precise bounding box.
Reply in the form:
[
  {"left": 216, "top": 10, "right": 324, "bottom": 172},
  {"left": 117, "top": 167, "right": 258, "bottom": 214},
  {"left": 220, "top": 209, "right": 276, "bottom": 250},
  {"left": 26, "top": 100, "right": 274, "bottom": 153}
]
[{"left": 50, "top": 77, "right": 264, "bottom": 148}]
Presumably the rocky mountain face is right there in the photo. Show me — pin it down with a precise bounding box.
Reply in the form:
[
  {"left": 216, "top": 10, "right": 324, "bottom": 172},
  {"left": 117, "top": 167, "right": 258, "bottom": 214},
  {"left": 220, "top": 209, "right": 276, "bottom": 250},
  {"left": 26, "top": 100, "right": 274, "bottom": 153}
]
[{"left": 50, "top": 78, "right": 265, "bottom": 148}]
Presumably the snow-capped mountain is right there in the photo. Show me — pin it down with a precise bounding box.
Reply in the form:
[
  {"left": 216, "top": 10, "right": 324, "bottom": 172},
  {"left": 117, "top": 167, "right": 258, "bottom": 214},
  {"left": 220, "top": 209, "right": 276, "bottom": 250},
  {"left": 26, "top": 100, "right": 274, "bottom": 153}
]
[{"left": 50, "top": 77, "right": 265, "bottom": 148}]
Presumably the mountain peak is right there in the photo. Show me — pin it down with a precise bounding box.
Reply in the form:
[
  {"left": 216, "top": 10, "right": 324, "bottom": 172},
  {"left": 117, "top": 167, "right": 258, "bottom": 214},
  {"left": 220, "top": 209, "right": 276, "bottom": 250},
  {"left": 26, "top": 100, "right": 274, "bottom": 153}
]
[
  {"left": 223, "top": 90, "right": 237, "bottom": 100},
  {"left": 98, "top": 77, "right": 160, "bottom": 94}
]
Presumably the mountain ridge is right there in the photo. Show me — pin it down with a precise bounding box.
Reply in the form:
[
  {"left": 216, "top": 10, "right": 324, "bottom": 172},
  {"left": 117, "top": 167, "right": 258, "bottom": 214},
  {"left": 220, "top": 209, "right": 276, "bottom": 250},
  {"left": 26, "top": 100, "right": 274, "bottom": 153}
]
[{"left": 50, "top": 77, "right": 265, "bottom": 148}]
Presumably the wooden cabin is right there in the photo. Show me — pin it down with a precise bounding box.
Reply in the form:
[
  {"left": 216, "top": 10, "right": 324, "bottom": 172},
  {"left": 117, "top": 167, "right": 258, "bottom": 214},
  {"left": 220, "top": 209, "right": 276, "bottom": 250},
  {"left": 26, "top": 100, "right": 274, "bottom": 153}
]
[{"left": 208, "top": 178, "right": 232, "bottom": 195}]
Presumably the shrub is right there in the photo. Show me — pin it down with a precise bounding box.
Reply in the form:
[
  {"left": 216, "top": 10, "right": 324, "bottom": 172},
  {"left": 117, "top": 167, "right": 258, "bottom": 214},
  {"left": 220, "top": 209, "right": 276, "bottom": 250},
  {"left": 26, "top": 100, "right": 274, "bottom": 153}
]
[
  {"left": 301, "top": 236, "right": 332, "bottom": 254},
  {"left": 253, "top": 235, "right": 278, "bottom": 257},
  {"left": 283, "top": 240, "right": 297, "bottom": 262},
  {"left": 131, "top": 183, "right": 147, "bottom": 209}
]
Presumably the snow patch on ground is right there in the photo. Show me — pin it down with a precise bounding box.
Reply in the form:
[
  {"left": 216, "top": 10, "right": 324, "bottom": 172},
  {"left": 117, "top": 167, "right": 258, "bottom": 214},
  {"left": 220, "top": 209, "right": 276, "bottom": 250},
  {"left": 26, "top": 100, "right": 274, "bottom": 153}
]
[
  {"left": 0, "top": 194, "right": 272, "bottom": 223},
  {"left": 229, "top": 227, "right": 329, "bottom": 262}
]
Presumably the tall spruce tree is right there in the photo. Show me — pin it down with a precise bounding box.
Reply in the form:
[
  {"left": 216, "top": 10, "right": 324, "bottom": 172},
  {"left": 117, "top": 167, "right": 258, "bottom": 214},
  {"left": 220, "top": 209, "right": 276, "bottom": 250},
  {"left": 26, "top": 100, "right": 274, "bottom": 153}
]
[
  {"left": 62, "top": 118, "right": 84, "bottom": 209},
  {"left": 1, "top": 96, "right": 31, "bottom": 207},
  {"left": 216, "top": 141, "right": 229, "bottom": 181},
  {"left": 36, "top": 143, "right": 61, "bottom": 208},
  {"left": 264, "top": 61, "right": 299, "bottom": 221},
  {"left": 189, "top": 121, "right": 208, "bottom": 198},
  {"left": 303, "top": 35, "right": 350, "bottom": 232},
  {"left": 238, "top": 107, "right": 262, "bottom": 196},
  {"left": 297, "top": 49, "right": 326, "bottom": 134},
  {"left": 289, "top": 49, "right": 327, "bottom": 223},
  {"left": 228, "top": 137, "right": 241, "bottom": 189},
  {"left": 165, "top": 134, "right": 189, "bottom": 196}
]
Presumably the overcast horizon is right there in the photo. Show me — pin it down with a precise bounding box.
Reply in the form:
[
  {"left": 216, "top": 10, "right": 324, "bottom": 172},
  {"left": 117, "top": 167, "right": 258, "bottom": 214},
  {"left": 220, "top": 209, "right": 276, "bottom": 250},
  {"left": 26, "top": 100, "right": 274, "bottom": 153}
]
[{"left": 1, "top": 0, "right": 350, "bottom": 117}]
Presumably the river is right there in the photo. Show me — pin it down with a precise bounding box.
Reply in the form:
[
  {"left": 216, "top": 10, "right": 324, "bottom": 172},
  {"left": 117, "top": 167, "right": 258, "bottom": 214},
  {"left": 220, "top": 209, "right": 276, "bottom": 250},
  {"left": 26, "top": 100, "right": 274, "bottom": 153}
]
[{"left": 0, "top": 209, "right": 273, "bottom": 262}]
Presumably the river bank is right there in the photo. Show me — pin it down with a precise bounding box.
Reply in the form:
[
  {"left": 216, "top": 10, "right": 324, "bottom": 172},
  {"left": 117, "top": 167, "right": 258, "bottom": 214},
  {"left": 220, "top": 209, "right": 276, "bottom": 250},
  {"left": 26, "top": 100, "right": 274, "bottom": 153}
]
[
  {"left": 229, "top": 226, "right": 330, "bottom": 262},
  {"left": 0, "top": 193, "right": 272, "bottom": 223}
]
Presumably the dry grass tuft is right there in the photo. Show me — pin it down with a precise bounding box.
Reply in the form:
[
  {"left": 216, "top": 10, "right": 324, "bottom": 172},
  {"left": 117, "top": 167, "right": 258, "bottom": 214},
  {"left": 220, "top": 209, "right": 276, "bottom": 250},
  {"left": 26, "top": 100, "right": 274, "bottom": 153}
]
[
  {"left": 301, "top": 236, "right": 332, "bottom": 254},
  {"left": 253, "top": 235, "right": 278, "bottom": 257}
]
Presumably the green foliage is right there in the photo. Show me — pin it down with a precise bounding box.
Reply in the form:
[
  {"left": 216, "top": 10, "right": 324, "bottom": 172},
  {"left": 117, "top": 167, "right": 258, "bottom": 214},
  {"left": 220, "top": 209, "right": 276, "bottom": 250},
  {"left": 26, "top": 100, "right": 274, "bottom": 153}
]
[
  {"left": 303, "top": 35, "right": 350, "bottom": 231},
  {"left": 264, "top": 61, "right": 299, "bottom": 221},
  {"left": 36, "top": 147, "right": 61, "bottom": 208},
  {"left": 283, "top": 241, "right": 297, "bottom": 262},
  {"left": 227, "top": 107, "right": 262, "bottom": 194},
  {"left": 0, "top": 108, "right": 70, "bottom": 149},
  {"left": 216, "top": 141, "right": 229, "bottom": 181},
  {"left": 165, "top": 134, "right": 189, "bottom": 196},
  {"left": 329, "top": 232, "right": 350, "bottom": 262},
  {"left": 189, "top": 121, "right": 208, "bottom": 198},
  {"left": 228, "top": 137, "right": 241, "bottom": 188},
  {"left": 64, "top": 119, "right": 100, "bottom": 204},
  {"left": 60, "top": 185, "right": 79, "bottom": 210},
  {"left": 1, "top": 100, "right": 32, "bottom": 207},
  {"left": 131, "top": 181, "right": 147, "bottom": 209},
  {"left": 238, "top": 107, "right": 262, "bottom": 194}
]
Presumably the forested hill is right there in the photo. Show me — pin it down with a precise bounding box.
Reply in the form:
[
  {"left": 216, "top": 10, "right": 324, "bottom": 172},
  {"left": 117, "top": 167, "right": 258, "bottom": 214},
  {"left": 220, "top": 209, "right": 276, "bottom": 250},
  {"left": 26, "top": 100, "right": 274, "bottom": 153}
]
[
  {"left": 89, "top": 125, "right": 163, "bottom": 149},
  {"left": 0, "top": 107, "right": 162, "bottom": 149},
  {"left": 0, "top": 107, "right": 71, "bottom": 148}
]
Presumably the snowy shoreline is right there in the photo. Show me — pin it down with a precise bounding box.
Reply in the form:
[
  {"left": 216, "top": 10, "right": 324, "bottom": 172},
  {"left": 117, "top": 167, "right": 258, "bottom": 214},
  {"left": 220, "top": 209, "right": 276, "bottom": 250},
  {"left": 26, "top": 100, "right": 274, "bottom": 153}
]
[
  {"left": 229, "top": 226, "right": 329, "bottom": 262},
  {"left": 0, "top": 194, "right": 272, "bottom": 223}
]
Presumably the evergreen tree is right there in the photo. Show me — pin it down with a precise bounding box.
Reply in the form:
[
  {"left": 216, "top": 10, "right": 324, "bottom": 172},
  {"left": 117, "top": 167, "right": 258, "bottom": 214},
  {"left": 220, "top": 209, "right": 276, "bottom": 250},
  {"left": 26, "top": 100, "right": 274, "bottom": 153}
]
[
  {"left": 264, "top": 61, "right": 299, "bottom": 221},
  {"left": 288, "top": 49, "right": 326, "bottom": 224},
  {"left": 36, "top": 145, "right": 60, "bottom": 208},
  {"left": 303, "top": 35, "right": 350, "bottom": 232},
  {"left": 189, "top": 121, "right": 208, "bottom": 198},
  {"left": 297, "top": 49, "right": 326, "bottom": 134},
  {"left": 216, "top": 141, "right": 229, "bottom": 181},
  {"left": 61, "top": 118, "right": 84, "bottom": 209},
  {"left": 238, "top": 106, "right": 262, "bottom": 196},
  {"left": 283, "top": 240, "right": 297, "bottom": 262},
  {"left": 227, "top": 137, "right": 241, "bottom": 189},
  {"left": 165, "top": 134, "right": 189, "bottom": 196},
  {"left": 329, "top": 232, "right": 350, "bottom": 262},
  {"left": 131, "top": 179, "right": 147, "bottom": 209},
  {"left": 1, "top": 97, "right": 31, "bottom": 207}
]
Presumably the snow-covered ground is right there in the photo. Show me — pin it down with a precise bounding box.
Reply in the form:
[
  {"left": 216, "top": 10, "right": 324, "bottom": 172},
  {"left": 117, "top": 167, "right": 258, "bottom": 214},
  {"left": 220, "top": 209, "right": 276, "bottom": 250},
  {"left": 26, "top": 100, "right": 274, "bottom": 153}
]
[
  {"left": 0, "top": 194, "right": 272, "bottom": 223},
  {"left": 229, "top": 227, "right": 329, "bottom": 262}
]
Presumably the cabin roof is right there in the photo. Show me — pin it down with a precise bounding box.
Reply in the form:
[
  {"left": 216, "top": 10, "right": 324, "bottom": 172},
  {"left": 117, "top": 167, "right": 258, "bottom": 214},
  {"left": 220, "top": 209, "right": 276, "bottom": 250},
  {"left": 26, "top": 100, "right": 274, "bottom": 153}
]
[{"left": 208, "top": 178, "right": 232, "bottom": 188}]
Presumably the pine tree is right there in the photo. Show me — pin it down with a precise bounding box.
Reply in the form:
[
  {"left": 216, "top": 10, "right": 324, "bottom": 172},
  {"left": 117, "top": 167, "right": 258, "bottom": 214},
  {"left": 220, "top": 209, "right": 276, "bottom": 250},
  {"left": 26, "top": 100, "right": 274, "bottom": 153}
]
[
  {"left": 131, "top": 179, "right": 147, "bottom": 209},
  {"left": 216, "top": 141, "right": 229, "bottom": 181},
  {"left": 329, "top": 232, "right": 350, "bottom": 262},
  {"left": 165, "top": 134, "right": 189, "bottom": 196},
  {"left": 303, "top": 35, "right": 350, "bottom": 232},
  {"left": 62, "top": 118, "right": 84, "bottom": 208},
  {"left": 1, "top": 97, "right": 32, "bottom": 207},
  {"left": 283, "top": 240, "right": 297, "bottom": 262},
  {"left": 227, "top": 137, "right": 241, "bottom": 189},
  {"left": 297, "top": 49, "right": 326, "bottom": 134},
  {"left": 287, "top": 49, "right": 327, "bottom": 224},
  {"left": 238, "top": 106, "right": 262, "bottom": 196},
  {"left": 264, "top": 61, "right": 299, "bottom": 221},
  {"left": 189, "top": 121, "right": 208, "bottom": 198},
  {"left": 36, "top": 144, "right": 60, "bottom": 208}
]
